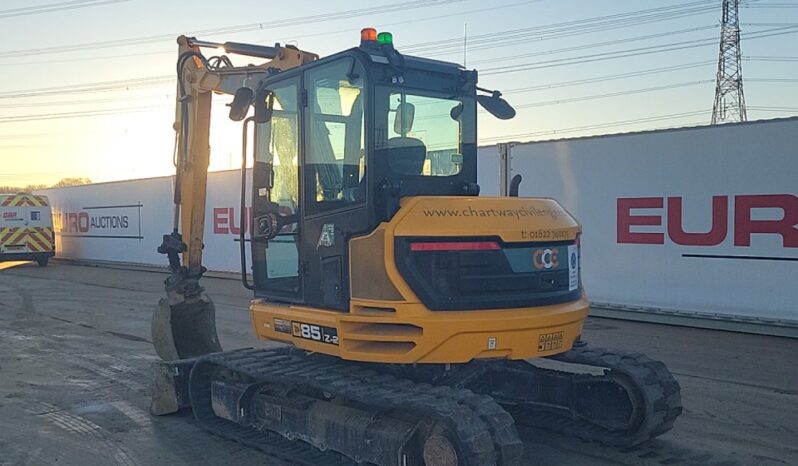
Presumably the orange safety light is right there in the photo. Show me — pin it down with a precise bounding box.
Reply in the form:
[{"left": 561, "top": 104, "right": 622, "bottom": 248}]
[{"left": 360, "top": 27, "right": 377, "bottom": 43}]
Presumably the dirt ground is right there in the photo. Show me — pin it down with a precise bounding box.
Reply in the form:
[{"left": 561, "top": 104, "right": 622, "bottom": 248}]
[{"left": 0, "top": 260, "right": 796, "bottom": 466}]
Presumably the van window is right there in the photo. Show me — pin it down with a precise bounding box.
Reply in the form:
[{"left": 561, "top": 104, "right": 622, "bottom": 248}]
[{"left": 30, "top": 211, "right": 41, "bottom": 221}]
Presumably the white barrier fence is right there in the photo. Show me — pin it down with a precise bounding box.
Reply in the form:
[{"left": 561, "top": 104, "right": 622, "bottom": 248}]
[{"left": 37, "top": 117, "right": 798, "bottom": 335}]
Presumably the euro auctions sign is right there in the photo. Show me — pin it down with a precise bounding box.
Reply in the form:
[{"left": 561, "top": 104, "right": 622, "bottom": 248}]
[
  {"left": 618, "top": 194, "right": 798, "bottom": 250},
  {"left": 55, "top": 204, "right": 142, "bottom": 239}
]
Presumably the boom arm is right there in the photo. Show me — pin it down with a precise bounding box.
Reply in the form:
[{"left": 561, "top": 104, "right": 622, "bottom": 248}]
[
  {"left": 152, "top": 35, "right": 316, "bottom": 361},
  {"left": 165, "top": 35, "right": 317, "bottom": 277}
]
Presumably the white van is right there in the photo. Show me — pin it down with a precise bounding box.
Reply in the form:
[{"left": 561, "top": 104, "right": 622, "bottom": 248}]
[{"left": 0, "top": 193, "right": 55, "bottom": 266}]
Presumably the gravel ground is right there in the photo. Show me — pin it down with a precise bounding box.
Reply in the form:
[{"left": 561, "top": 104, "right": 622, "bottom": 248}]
[{"left": 0, "top": 261, "right": 796, "bottom": 466}]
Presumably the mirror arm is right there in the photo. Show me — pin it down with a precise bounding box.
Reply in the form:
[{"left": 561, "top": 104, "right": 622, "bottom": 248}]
[{"left": 476, "top": 86, "right": 501, "bottom": 97}]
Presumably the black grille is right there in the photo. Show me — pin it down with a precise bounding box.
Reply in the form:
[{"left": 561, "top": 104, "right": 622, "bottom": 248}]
[{"left": 395, "top": 237, "right": 580, "bottom": 311}]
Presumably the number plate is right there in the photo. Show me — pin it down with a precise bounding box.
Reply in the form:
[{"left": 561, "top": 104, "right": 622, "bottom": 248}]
[
  {"left": 290, "top": 321, "right": 339, "bottom": 345},
  {"left": 537, "top": 331, "right": 564, "bottom": 352}
]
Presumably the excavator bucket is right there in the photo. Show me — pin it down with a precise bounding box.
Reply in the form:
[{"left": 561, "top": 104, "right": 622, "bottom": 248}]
[{"left": 151, "top": 293, "right": 222, "bottom": 361}]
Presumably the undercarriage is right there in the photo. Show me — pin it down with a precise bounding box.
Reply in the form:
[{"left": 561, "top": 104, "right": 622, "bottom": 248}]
[{"left": 151, "top": 343, "right": 681, "bottom": 465}]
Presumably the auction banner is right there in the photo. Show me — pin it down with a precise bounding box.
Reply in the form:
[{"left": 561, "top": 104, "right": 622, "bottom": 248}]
[{"left": 502, "top": 117, "right": 798, "bottom": 324}]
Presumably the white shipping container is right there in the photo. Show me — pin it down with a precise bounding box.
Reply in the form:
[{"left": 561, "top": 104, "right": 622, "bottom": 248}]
[{"left": 491, "top": 117, "right": 798, "bottom": 334}]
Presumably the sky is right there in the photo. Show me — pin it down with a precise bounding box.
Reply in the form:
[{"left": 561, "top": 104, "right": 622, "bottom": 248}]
[{"left": 0, "top": 0, "right": 796, "bottom": 187}]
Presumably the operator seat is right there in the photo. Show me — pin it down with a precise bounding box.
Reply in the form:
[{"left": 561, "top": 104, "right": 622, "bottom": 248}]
[{"left": 385, "top": 136, "right": 427, "bottom": 175}]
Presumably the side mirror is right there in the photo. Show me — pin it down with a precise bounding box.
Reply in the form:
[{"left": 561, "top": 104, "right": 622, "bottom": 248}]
[
  {"left": 478, "top": 92, "right": 516, "bottom": 120},
  {"left": 254, "top": 90, "right": 275, "bottom": 124},
  {"left": 228, "top": 87, "right": 254, "bottom": 121},
  {"left": 393, "top": 102, "right": 415, "bottom": 135}
]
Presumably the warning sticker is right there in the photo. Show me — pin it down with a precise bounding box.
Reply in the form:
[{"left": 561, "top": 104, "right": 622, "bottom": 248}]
[{"left": 567, "top": 245, "right": 579, "bottom": 291}]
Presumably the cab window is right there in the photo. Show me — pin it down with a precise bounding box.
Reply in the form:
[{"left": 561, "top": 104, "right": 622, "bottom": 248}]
[
  {"left": 382, "top": 92, "right": 464, "bottom": 177},
  {"left": 305, "top": 59, "right": 366, "bottom": 214}
]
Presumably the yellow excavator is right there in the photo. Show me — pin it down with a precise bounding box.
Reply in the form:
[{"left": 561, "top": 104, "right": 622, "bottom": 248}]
[{"left": 150, "top": 30, "right": 681, "bottom": 465}]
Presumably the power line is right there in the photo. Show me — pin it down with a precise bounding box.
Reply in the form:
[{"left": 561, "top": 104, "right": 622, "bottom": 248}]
[
  {"left": 0, "top": 105, "right": 169, "bottom": 124},
  {"left": 744, "top": 55, "right": 798, "bottom": 61},
  {"left": 0, "top": 0, "right": 535, "bottom": 67},
  {"left": 0, "top": 0, "right": 463, "bottom": 58},
  {"left": 748, "top": 106, "right": 798, "bottom": 112},
  {"left": 0, "top": 2, "right": 778, "bottom": 98},
  {"left": 0, "top": 133, "right": 61, "bottom": 140},
  {"left": 0, "top": 0, "right": 130, "bottom": 19},
  {"left": 471, "top": 25, "right": 719, "bottom": 66},
  {"left": 6, "top": 38, "right": 788, "bottom": 102},
  {"left": 503, "top": 60, "right": 716, "bottom": 94},
  {"left": 0, "top": 0, "right": 793, "bottom": 133},
  {"left": 747, "top": 77, "right": 798, "bottom": 82},
  {"left": 479, "top": 110, "right": 711, "bottom": 143},
  {"left": 1, "top": 33, "right": 790, "bottom": 112},
  {"left": 0, "top": 76, "right": 172, "bottom": 99},
  {"left": 405, "top": 0, "right": 718, "bottom": 50},
  {"left": 0, "top": 49, "right": 173, "bottom": 67},
  {"left": 406, "top": 0, "right": 720, "bottom": 56},
  {"left": 512, "top": 80, "right": 715, "bottom": 110},
  {"left": 745, "top": 3, "right": 798, "bottom": 7},
  {"left": 481, "top": 25, "right": 798, "bottom": 76},
  {"left": 442, "top": 7, "right": 719, "bottom": 56},
  {"left": 0, "top": 94, "right": 172, "bottom": 109}
]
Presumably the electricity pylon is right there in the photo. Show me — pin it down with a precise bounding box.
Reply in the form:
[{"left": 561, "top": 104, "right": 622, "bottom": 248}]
[{"left": 711, "top": 0, "right": 747, "bottom": 124}]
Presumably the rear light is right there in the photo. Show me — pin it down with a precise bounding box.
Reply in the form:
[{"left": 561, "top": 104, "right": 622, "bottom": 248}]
[{"left": 410, "top": 241, "right": 501, "bottom": 252}]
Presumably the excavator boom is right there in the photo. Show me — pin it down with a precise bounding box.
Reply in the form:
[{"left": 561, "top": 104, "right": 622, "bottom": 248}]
[{"left": 152, "top": 35, "right": 317, "bottom": 361}]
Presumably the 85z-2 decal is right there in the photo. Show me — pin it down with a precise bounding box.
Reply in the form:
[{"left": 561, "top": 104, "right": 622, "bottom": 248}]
[
  {"left": 290, "top": 321, "right": 339, "bottom": 345},
  {"left": 273, "top": 318, "right": 340, "bottom": 345}
]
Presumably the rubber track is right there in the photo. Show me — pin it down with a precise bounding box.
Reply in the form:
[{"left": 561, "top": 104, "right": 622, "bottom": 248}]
[
  {"left": 189, "top": 348, "right": 524, "bottom": 466},
  {"left": 516, "top": 344, "right": 683, "bottom": 447}
]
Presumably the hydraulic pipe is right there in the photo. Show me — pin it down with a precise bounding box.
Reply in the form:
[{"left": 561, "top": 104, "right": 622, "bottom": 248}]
[{"left": 187, "top": 38, "right": 280, "bottom": 60}]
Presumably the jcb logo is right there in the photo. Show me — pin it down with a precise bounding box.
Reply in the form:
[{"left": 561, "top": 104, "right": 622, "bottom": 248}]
[{"left": 533, "top": 248, "right": 559, "bottom": 269}]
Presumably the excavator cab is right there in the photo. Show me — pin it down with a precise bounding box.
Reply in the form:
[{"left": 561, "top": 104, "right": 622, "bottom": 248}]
[{"left": 246, "top": 35, "right": 484, "bottom": 312}]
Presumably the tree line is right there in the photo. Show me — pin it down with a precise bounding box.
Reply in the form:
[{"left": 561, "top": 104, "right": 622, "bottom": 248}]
[{"left": 0, "top": 177, "right": 92, "bottom": 193}]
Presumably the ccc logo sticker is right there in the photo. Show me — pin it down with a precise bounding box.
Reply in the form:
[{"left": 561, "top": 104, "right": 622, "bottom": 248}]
[{"left": 533, "top": 248, "right": 559, "bottom": 269}]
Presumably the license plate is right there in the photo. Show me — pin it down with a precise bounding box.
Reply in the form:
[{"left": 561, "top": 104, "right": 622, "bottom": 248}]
[
  {"left": 5, "top": 245, "right": 24, "bottom": 251},
  {"left": 537, "top": 331, "right": 564, "bottom": 352}
]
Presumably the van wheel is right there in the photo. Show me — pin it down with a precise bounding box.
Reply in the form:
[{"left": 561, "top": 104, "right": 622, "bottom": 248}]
[{"left": 37, "top": 258, "right": 49, "bottom": 267}]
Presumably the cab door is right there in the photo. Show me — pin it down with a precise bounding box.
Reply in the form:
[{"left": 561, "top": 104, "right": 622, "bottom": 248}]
[
  {"left": 250, "top": 75, "right": 303, "bottom": 302},
  {"left": 301, "top": 58, "right": 371, "bottom": 311}
]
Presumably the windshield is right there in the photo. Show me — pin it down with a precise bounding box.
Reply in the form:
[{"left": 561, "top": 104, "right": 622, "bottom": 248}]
[{"left": 377, "top": 89, "right": 474, "bottom": 177}]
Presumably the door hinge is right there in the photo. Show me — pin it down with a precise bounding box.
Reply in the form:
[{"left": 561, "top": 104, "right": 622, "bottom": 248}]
[{"left": 300, "top": 89, "right": 308, "bottom": 108}]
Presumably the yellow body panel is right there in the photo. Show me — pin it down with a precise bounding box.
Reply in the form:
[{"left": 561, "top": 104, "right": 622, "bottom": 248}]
[
  {"left": 251, "top": 196, "right": 588, "bottom": 364},
  {"left": 251, "top": 296, "right": 588, "bottom": 364}
]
